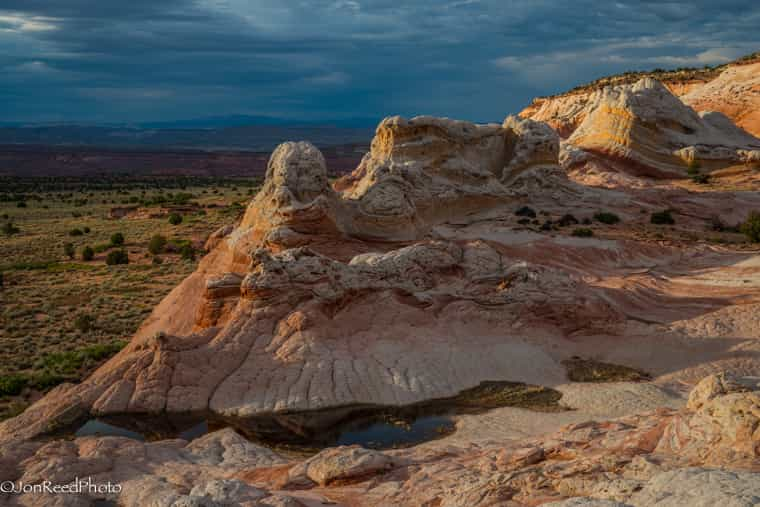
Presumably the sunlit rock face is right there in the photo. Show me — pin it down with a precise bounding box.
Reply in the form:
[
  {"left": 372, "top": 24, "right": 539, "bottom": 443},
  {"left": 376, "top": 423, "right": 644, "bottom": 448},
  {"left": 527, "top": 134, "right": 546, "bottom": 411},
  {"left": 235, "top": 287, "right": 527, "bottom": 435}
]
[
  {"left": 681, "top": 62, "right": 760, "bottom": 138},
  {"left": 1, "top": 114, "right": 592, "bottom": 441},
  {"left": 565, "top": 78, "right": 760, "bottom": 177},
  {"left": 520, "top": 60, "right": 760, "bottom": 141}
]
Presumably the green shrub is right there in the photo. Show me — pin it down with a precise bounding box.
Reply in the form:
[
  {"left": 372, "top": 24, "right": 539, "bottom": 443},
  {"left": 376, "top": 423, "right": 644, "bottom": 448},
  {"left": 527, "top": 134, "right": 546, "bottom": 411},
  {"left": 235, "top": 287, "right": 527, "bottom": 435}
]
[
  {"left": 93, "top": 243, "right": 112, "bottom": 253},
  {"left": 74, "top": 313, "right": 94, "bottom": 333},
  {"left": 81, "top": 246, "right": 94, "bottom": 261},
  {"left": 168, "top": 213, "right": 183, "bottom": 225},
  {"left": 106, "top": 249, "right": 129, "bottom": 265},
  {"left": 741, "top": 211, "right": 760, "bottom": 243},
  {"left": 557, "top": 214, "right": 579, "bottom": 227},
  {"left": 594, "top": 212, "right": 620, "bottom": 225},
  {"left": 152, "top": 255, "right": 164, "bottom": 265},
  {"left": 651, "top": 209, "right": 675, "bottom": 225},
  {"left": 37, "top": 342, "right": 126, "bottom": 376},
  {"left": 69, "top": 228, "right": 84, "bottom": 237},
  {"left": 571, "top": 228, "right": 594, "bottom": 237},
  {"left": 16, "top": 201, "right": 26, "bottom": 208},
  {"left": 0, "top": 374, "right": 27, "bottom": 396},
  {"left": 110, "top": 232, "right": 125, "bottom": 246},
  {"left": 83, "top": 226, "right": 91, "bottom": 233},
  {"left": 63, "top": 242, "right": 75, "bottom": 259},
  {"left": 27, "top": 372, "right": 66, "bottom": 391},
  {"left": 2, "top": 222, "right": 20, "bottom": 236},
  {"left": 148, "top": 234, "right": 167, "bottom": 255},
  {"left": 515, "top": 206, "right": 537, "bottom": 218},
  {"left": 691, "top": 173, "right": 710, "bottom": 184},
  {"left": 180, "top": 244, "right": 196, "bottom": 261}
]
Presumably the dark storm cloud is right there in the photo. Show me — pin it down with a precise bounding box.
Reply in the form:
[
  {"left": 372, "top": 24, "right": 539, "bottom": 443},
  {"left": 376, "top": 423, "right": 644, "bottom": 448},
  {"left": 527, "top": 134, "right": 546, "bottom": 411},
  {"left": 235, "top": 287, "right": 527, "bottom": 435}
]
[{"left": 1, "top": 0, "right": 758, "bottom": 123}]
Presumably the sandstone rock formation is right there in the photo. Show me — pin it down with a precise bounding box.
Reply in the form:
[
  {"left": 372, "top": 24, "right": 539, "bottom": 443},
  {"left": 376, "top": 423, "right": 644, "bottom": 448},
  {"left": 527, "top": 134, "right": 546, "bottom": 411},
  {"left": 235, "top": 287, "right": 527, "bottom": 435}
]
[
  {"left": 2, "top": 374, "right": 760, "bottom": 506},
  {"left": 681, "top": 62, "right": 760, "bottom": 138},
  {"left": 521, "top": 57, "right": 760, "bottom": 139},
  {"left": 562, "top": 78, "right": 760, "bottom": 177},
  {"left": 3, "top": 99, "right": 760, "bottom": 506}
]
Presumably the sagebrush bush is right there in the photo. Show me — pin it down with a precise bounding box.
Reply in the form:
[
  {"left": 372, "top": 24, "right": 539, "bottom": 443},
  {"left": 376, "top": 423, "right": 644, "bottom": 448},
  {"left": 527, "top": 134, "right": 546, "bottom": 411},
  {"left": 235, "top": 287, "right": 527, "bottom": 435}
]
[
  {"left": 106, "top": 249, "right": 129, "bottom": 265},
  {"left": 110, "top": 232, "right": 125, "bottom": 245},
  {"left": 0, "top": 375, "right": 27, "bottom": 396},
  {"left": 148, "top": 234, "right": 167, "bottom": 255},
  {"left": 2, "top": 222, "right": 20, "bottom": 236},
  {"left": 180, "top": 244, "right": 195, "bottom": 261},
  {"left": 63, "top": 242, "right": 75, "bottom": 259},
  {"left": 74, "top": 313, "right": 94, "bottom": 333},
  {"left": 81, "top": 246, "right": 94, "bottom": 261}
]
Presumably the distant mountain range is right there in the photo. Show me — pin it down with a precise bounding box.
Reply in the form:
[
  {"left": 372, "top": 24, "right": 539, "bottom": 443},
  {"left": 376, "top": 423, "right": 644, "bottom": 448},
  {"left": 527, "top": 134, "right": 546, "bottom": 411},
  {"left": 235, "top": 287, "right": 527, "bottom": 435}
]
[{"left": 0, "top": 115, "right": 379, "bottom": 152}]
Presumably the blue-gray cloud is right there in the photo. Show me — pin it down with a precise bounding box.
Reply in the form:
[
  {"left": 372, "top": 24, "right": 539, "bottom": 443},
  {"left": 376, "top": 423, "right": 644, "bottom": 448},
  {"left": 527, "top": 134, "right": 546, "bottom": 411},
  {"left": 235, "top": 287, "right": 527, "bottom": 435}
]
[{"left": 1, "top": 0, "right": 758, "bottom": 123}]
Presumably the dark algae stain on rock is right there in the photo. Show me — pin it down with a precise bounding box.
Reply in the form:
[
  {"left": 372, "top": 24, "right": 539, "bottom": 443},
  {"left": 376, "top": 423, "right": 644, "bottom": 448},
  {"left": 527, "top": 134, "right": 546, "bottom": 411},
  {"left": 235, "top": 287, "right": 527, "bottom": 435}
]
[{"left": 562, "top": 356, "right": 652, "bottom": 382}]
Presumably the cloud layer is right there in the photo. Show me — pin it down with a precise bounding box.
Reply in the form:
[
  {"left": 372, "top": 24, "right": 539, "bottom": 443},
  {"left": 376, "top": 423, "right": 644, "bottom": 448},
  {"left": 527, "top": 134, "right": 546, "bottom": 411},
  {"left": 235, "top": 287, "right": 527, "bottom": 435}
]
[{"left": 1, "top": 0, "right": 758, "bottom": 123}]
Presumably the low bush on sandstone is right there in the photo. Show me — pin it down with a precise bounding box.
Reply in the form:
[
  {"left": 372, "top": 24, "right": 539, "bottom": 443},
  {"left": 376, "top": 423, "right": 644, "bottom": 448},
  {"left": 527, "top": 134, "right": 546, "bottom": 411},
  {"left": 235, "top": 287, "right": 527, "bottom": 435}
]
[
  {"left": 594, "top": 211, "right": 620, "bottom": 225},
  {"left": 691, "top": 173, "right": 710, "bottom": 184},
  {"left": 69, "top": 228, "right": 84, "bottom": 237},
  {"left": 168, "top": 213, "right": 183, "bottom": 225},
  {"left": 106, "top": 249, "right": 129, "bottom": 265},
  {"left": 741, "top": 211, "right": 760, "bottom": 243},
  {"left": 651, "top": 209, "right": 675, "bottom": 225},
  {"left": 557, "top": 214, "right": 579, "bottom": 227},
  {"left": 515, "top": 206, "right": 537, "bottom": 218},
  {"left": 571, "top": 228, "right": 594, "bottom": 237}
]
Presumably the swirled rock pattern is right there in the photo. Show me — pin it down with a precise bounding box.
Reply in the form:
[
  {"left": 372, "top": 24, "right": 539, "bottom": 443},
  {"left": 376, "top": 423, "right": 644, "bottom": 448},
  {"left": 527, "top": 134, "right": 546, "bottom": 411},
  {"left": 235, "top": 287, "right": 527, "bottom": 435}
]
[
  {"left": 3, "top": 98, "right": 760, "bottom": 506},
  {"left": 2, "top": 375, "right": 760, "bottom": 506}
]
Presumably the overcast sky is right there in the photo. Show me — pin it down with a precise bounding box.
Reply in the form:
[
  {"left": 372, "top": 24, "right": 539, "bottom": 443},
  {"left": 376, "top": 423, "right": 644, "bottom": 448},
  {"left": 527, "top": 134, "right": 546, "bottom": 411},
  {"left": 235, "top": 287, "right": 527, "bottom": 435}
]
[{"left": 1, "top": 0, "right": 759, "bottom": 124}]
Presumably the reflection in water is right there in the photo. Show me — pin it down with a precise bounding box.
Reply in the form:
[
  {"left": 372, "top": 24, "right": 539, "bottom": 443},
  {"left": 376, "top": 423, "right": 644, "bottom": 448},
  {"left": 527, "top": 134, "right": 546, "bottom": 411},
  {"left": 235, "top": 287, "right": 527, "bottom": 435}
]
[
  {"left": 335, "top": 415, "right": 453, "bottom": 448},
  {"left": 65, "top": 381, "right": 562, "bottom": 453},
  {"left": 76, "top": 419, "right": 145, "bottom": 441}
]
